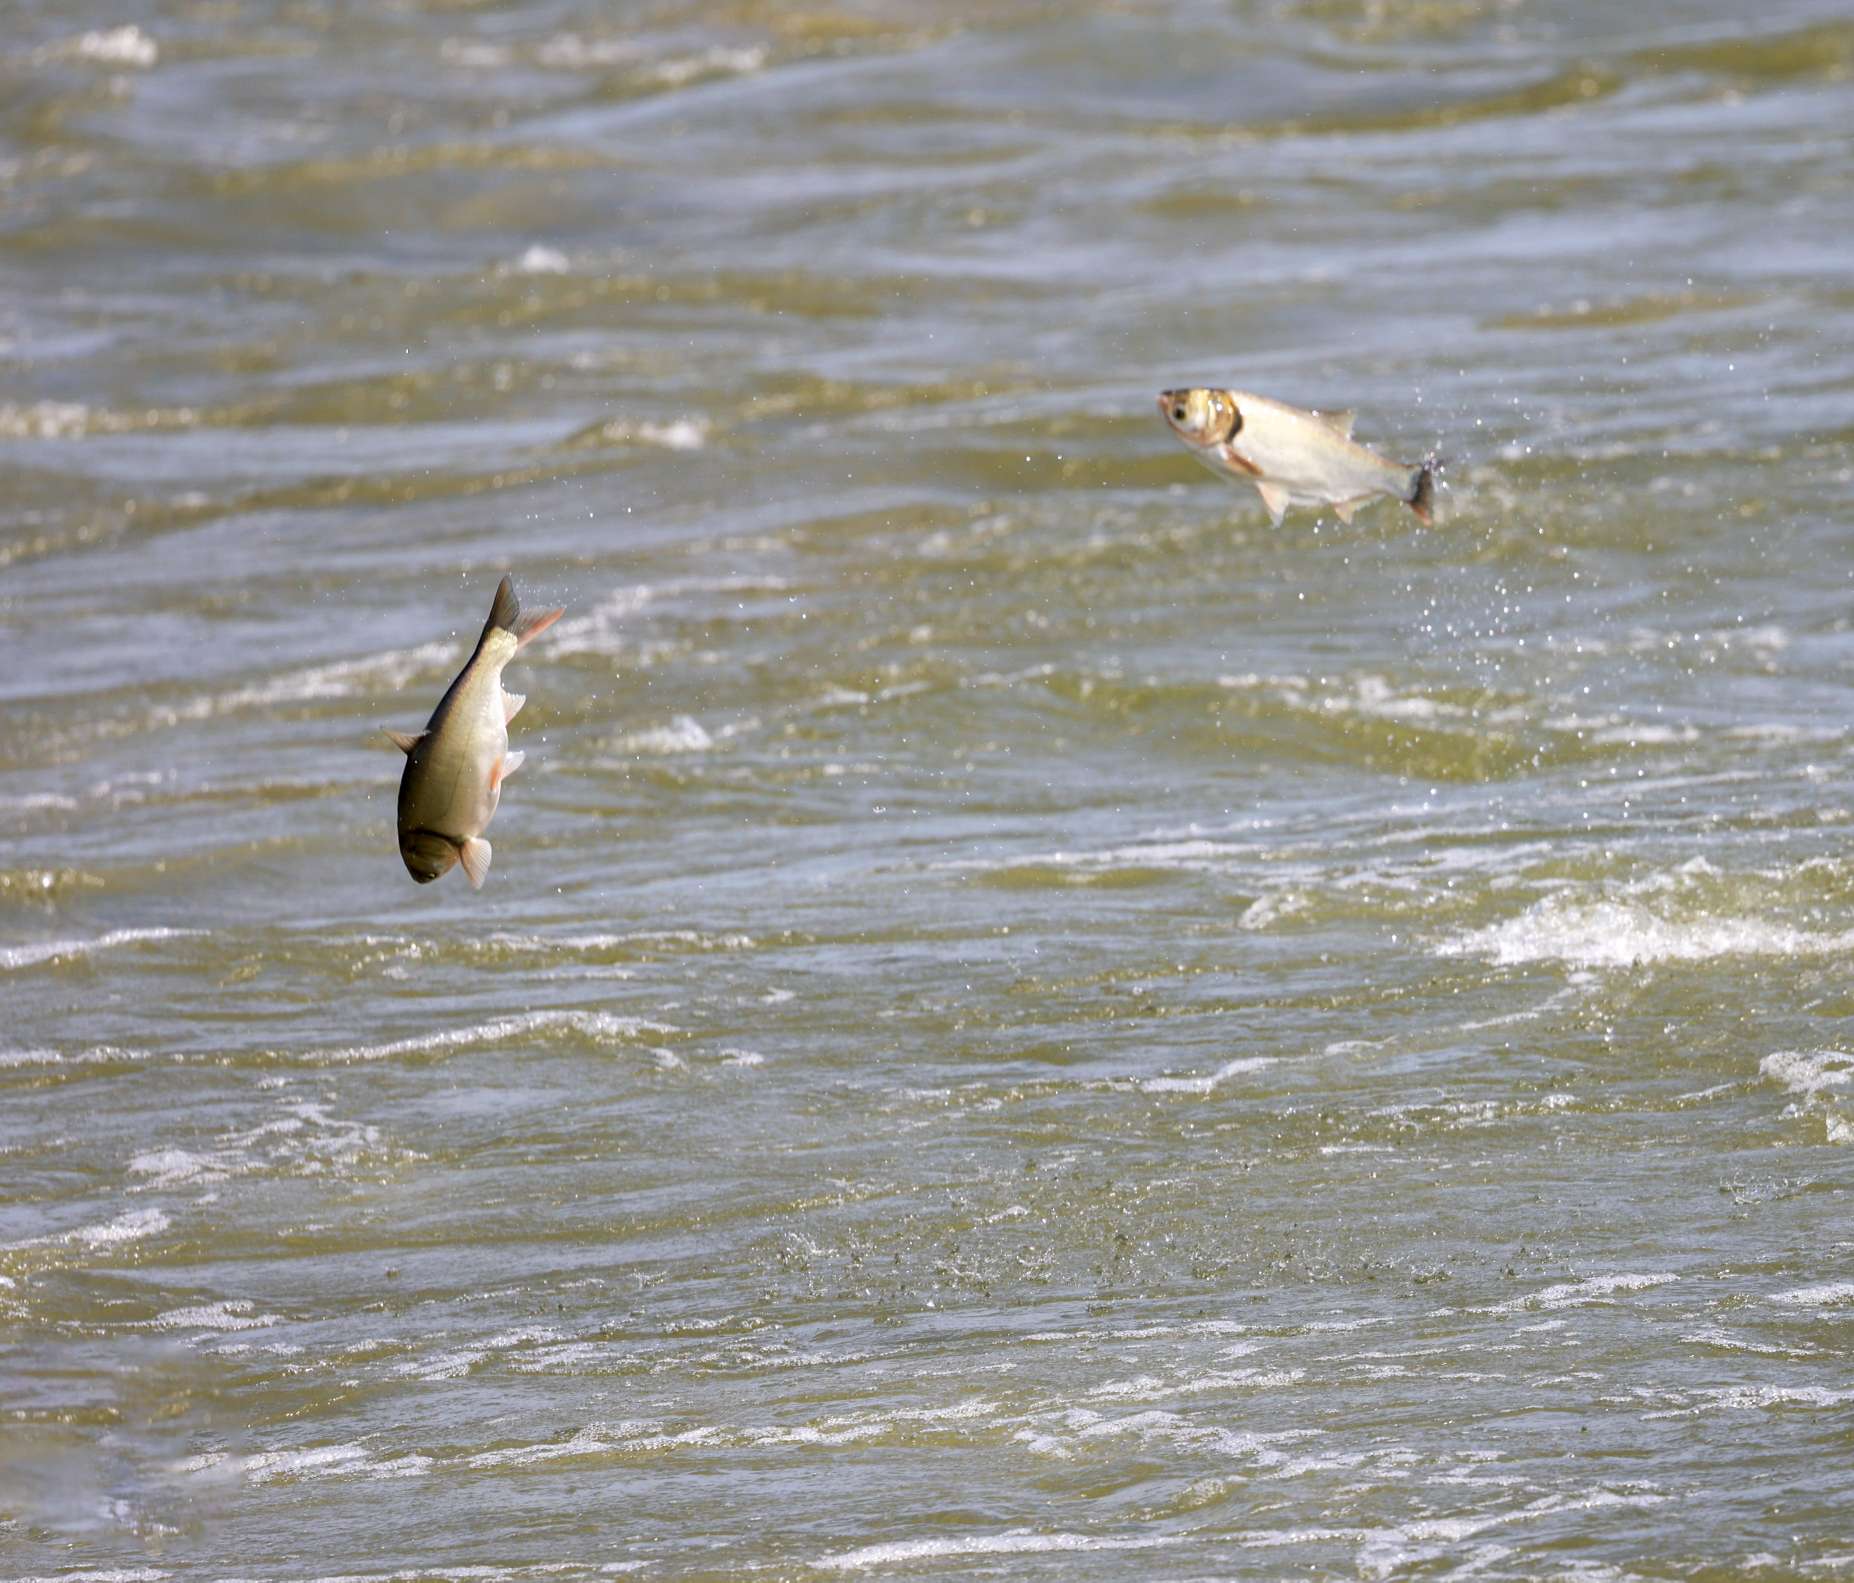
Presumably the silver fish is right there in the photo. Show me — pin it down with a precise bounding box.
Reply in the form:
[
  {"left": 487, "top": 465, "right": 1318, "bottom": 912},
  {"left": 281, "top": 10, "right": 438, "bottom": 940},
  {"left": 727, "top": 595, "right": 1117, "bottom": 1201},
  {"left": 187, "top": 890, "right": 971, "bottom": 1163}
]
[
  {"left": 1158, "top": 387, "right": 1436, "bottom": 526},
  {"left": 387, "top": 575, "right": 563, "bottom": 889}
]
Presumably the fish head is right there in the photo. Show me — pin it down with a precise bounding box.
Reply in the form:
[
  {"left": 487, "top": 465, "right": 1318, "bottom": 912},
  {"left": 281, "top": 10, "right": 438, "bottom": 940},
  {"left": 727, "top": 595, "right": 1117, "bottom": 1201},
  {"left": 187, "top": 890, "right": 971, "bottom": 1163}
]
[
  {"left": 1158, "top": 387, "right": 1242, "bottom": 449},
  {"left": 400, "top": 827, "right": 460, "bottom": 884}
]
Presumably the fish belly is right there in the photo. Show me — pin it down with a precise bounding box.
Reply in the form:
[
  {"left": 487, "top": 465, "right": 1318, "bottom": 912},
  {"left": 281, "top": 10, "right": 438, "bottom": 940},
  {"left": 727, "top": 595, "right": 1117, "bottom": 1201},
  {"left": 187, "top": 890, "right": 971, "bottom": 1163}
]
[
  {"left": 404, "top": 670, "right": 508, "bottom": 843},
  {"left": 1249, "top": 419, "right": 1402, "bottom": 503}
]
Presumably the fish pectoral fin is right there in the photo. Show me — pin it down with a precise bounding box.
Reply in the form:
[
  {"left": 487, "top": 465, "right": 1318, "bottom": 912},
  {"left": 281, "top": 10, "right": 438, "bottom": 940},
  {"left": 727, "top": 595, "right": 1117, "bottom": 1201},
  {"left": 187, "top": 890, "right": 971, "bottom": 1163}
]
[
  {"left": 384, "top": 728, "right": 427, "bottom": 754},
  {"left": 494, "top": 750, "right": 526, "bottom": 789},
  {"left": 1254, "top": 481, "right": 1292, "bottom": 526},
  {"left": 1317, "top": 409, "right": 1357, "bottom": 439},
  {"left": 502, "top": 689, "right": 526, "bottom": 724},
  {"left": 458, "top": 837, "right": 493, "bottom": 890}
]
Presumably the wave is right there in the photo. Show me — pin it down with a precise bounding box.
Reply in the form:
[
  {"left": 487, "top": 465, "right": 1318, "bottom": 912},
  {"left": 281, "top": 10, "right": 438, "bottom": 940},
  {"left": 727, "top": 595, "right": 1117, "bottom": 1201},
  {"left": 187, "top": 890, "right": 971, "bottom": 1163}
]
[
  {"left": 816, "top": 1533, "right": 1178, "bottom": 1572},
  {"left": 299, "top": 1009, "right": 679, "bottom": 1065},
  {"left": 0, "top": 927, "right": 200, "bottom": 973}
]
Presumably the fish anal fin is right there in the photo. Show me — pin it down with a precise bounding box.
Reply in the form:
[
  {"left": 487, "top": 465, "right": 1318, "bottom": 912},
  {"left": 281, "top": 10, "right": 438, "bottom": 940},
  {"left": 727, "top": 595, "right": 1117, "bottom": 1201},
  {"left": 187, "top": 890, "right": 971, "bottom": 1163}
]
[
  {"left": 1255, "top": 481, "right": 1291, "bottom": 526},
  {"left": 1332, "top": 499, "right": 1357, "bottom": 525},
  {"left": 1317, "top": 408, "right": 1357, "bottom": 439},
  {"left": 385, "top": 728, "right": 426, "bottom": 755},
  {"left": 493, "top": 749, "right": 526, "bottom": 789},
  {"left": 502, "top": 689, "right": 526, "bottom": 724},
  {"left": 459, "top": 837, "right": 492, "bottom": 890}
]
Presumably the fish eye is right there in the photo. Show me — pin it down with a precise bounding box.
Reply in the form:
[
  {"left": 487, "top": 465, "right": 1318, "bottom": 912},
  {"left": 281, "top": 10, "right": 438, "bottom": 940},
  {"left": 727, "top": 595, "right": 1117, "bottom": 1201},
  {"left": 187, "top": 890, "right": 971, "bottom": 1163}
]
[{"left": 1171, "top": 403, "right": 1187, "bottom": 422}]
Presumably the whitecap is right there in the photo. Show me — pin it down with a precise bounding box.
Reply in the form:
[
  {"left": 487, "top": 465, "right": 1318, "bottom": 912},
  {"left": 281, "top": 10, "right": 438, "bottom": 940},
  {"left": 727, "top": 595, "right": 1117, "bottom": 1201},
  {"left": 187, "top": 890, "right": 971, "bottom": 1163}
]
[
  {"left": 513, "top": 243, "right": 569, "bottom": 274},
  {"left": 1760, "top": 1049, "right": 1853, "bottom": 1101},
  {"left": 306, "top": 1009, "right": 678, "bottom": 1064},
  {"left": 7, "top": 1207, "right": 173, "bottom": 1254},
  {"left": 1769, "top": 1281, "right": 1854, "bottom": 1307},
  {"left": 0, "top": 927, "right": 199, "bottom": 972},
  {"left": 1481, "top": 1272, "right": 1676, "bottom": 1314},
  {"left": 621, "top": 716, "right": 714, "bottom": 754},
  {"left": 815, "top": 1532, "right": 1176, "bottom": 1572},
  {"left": 1438, "top": 897, "right": 1854, "bottom": 970},
  {"left": 129, "top": 1148, "right": 232, "bottom": 1189},
  {"left": 1138, "top": 1056, "right": 1277, "bottom": 1096},
  {"left": 644, "top": 45, "right": 767, "bottom": 89},
  {"left": 149, "top": 1300, "right": 277, "bottom": 1332},
  {"left": 66, "top": 26, "right": 159, "bottom": 67}
]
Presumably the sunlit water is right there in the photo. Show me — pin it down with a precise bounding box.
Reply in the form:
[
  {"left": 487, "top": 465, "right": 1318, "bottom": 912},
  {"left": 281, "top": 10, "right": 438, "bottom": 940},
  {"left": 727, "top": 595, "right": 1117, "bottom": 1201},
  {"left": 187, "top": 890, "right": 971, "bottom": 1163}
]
[{"left": 4, "top": 1, "right": 1853, "bottom": 1577}]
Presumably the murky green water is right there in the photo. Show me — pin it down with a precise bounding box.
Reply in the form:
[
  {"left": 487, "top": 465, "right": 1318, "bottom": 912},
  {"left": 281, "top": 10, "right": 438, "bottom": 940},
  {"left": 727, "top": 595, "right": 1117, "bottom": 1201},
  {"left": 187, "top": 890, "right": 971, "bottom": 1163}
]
[{"left": 4, "top": 1, "right": 1853, "bottom": 1577}]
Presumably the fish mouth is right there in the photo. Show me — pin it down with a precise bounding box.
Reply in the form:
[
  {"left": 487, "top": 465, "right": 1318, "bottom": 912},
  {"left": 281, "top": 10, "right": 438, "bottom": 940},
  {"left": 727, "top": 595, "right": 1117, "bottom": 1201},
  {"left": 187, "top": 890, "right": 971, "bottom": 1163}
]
[
  {"left": 1156, "top": 391, "right": 1182, "bottom": 429},
  {"left": 400, "top": 827, "right": 460, "bottom": 883}
]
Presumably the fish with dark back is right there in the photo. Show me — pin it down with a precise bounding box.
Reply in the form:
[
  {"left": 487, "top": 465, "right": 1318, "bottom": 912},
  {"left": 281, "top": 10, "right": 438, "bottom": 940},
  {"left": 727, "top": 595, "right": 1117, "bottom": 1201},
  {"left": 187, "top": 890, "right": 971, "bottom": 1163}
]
[{"left": 387, "top": 576, "right": 562, "bottom": 889}]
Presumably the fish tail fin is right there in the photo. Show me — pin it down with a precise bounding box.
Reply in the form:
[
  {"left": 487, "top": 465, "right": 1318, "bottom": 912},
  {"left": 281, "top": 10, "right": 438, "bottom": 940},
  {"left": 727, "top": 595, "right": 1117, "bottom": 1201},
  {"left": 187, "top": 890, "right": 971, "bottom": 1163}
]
[
  {"left": 479, "top": 575, "right": 565, "bottom": 649},
  {"left": 1407, "top": 456, "right": 1441, "bottom": 525}
]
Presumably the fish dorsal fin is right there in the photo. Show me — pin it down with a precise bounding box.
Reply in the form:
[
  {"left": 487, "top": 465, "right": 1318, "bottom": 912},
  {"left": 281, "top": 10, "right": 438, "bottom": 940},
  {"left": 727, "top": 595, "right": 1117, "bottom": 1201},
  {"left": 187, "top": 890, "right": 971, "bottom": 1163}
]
[
  {"left": 458, "top": 836, "right": 492, "bottom": 890},
  {"left": 502, "top": 689, "right": 525, "bottom": 724},
  {"left": 1317, "top": 408, "right": 1356, "bottom": 439},
  {"left": 1254, "top": 480, "right": 1292, "bottom": 526},
  {"left": 385, "top": 728, "right": 426, "bottom": 754}
]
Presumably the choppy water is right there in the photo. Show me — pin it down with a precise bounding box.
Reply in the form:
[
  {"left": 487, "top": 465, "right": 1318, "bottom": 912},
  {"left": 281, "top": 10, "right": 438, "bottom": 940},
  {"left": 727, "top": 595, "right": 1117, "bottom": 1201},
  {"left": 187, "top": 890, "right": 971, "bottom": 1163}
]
[{"left": 4, "top": 1, "right": 1854, "bottom": 1577}]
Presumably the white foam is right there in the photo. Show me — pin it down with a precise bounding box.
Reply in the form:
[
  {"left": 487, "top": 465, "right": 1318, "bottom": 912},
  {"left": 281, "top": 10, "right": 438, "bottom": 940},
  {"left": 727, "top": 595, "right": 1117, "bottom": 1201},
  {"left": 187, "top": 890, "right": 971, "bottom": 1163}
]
[
  {"left": 1760, "top": 1050, "right": 1852, "bottom": 1142},
  {"left": 74, "top": 1208, "right": 170, "bottom": 1249},
  {"left": 644, "top": 45, "right": 767, "bottom": 88},
  {"left": 6, "top": 1206, "right": 173, "bottom": 1255},
  {"left": 579, "top": 417, "right": 709, "bottom": 452},
  {"left": 1138, "top": 1056, "right": 1276, "bottom": 1096},
  {"left": 307, "top": 1009, "right": 677, "bottom": 1064},
  {"left": 129, "top": 1148, "right": 231, "bottom": 1188},
  {"left": 1483, "top": 1272, "right": 1676, "bottom": 1314},
  {"left": 940, "top": 837, "right": 1253, "bottom": 878},
  {"left": 1439, "top": 897, "right": 1854, "bottom": 970},
  {"left": 243, "top": 1444, "right": 373, "bottom": 1483},
  {"left": 1700, "top": 1384, "right": 1854, "bottom": 1410},
  {"left": 1238, "top": 890, "right": 1307, "bottom": 930},
  {"left": 169, "top": 640, "right": 454, "bottom": 723},
  {"left": 1761, "top": 1049, "right": 1853, "bottom": 1100},
  {"left": 2, "top": 401, "right": 96, "bottom": 438},
  {"left": 149, "top": 1300, "right": 277, "bottom": 1332},
  {"left": 1769, "top": 1282, "right": 1854, "bottom": 1307},
  {"left": 68, "top": 26, "right": 159, "bottom": 66},
  {"left": 394, "top": 1325, "right": 562, "bottom": 1381},
  {"left": 513, "top": 243, "right": 568, "bottom": 275},
  {"left": 0, "top": 1047, "right": 68, "bottom": 1067},
  {"left": 1680, "top": 1325, "right": 1799, "bottom": 1356},
  {"left": 815, "top": 1532, "right": 1175, "bottom": 1572},
  {"left": 535, "top": 33, "right": 641, "bottom": 69},
  {"left": 7, "top": 1572, "right": 170, "bottom": 1583},
  {"left": 621, "top": 716, "right": 714, "bottom": 754},
  {"left": 0, "top": 927, "right": 199, "bottom": 972}
]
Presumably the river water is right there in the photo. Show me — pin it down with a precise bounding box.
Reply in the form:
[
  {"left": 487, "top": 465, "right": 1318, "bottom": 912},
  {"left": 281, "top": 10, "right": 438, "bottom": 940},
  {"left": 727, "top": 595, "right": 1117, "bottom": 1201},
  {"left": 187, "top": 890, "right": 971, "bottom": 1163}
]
[{"left": 3, "top": 1, "right": 1853, "bottom": 1577}]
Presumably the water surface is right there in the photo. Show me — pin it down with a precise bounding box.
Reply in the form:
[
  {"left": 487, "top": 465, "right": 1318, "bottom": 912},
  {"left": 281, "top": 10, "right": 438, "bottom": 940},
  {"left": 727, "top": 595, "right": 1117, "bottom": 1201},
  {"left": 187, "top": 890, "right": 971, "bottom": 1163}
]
[{"left": 4, "top": 1, "right": 1854, "bottom": 1577}]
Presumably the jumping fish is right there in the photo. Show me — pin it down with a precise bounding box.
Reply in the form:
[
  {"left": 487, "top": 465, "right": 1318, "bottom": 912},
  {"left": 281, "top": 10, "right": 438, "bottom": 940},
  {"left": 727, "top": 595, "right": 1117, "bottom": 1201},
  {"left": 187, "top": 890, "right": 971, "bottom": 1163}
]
[
  {"left": 1158, "top": 387, "right": 1436, "bottom": 526},
  {"left": 387, "top": 575, "right": 563, "bottom": 889}
]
